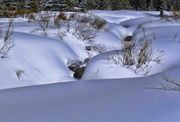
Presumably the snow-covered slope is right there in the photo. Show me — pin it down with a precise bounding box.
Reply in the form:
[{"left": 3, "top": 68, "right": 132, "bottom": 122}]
[
  {"left": 0, "top": 10, "right": 180, "bottom": 122},
  {"left": 0, "top": 67, "right": 180, "bottom": 122},
  {"left": 0, "top": 18, "right": 89, "bottom": 89},
  {"left": 83, "top": 11, "right": 180, "bottom": 80},
  {"left": 0, "top": 10, "right": 180, "bottom": 88}
]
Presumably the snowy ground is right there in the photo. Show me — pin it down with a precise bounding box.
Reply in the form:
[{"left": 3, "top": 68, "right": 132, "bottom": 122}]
[
  {"left": 0, "top": 10, "right": 180, "bottom": 121},
  {"left": 0, "top": 67, "right": 180, "bottom": 122}
]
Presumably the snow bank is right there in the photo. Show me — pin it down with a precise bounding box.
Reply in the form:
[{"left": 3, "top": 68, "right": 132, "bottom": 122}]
[
  {"left": 1, "top": 10, "right": 180, "bottom": 89},
  {"left": 0, "top": 31, "right": 80, "bottom": 89},
  {"left": 83, "top": 18, "right": 180, "bottom": 80},
  {"left": 0, "top": 67, "right": 180, "bottom": 122}
]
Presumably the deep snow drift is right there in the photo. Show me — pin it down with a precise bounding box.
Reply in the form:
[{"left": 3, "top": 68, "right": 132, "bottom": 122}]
[
  {"left": 0, "top": 10, "right": 180, "bottom": 89},
  {"left": 0, "top": 67, "right": 180, "bottom": 122},
  {"left": 0, "top": 10, "right": 180, "bottom": 122},
  {"left": 83, "top": 11, "right": 180, "bottom": 80}
]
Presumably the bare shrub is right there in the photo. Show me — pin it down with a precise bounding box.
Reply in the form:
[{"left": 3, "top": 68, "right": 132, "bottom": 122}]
[
  {"left": 76, "top": 26, "right": 96, "bottom": 41},
  {"left": 57, "top": 31, "right": 66, "bottom": 40},
  {"left": 106, "top": 34, "right": 152, "bottom": 69},
  {"left": 33, "top": 12, "right": 51, "bottom": 35},
  {"left": 105, "top": 51, "right": 122, "bottom": 65},
  {"left": 67, "top": 13, "right": 80, "bottom": 32},
  {"left": 53, "top": 12, "right": 107, "bottom": 42},
  {"left": 0, "top": 19, "right": 14, "bottom": 59},
  {"left": 78, "top": 13, "right": 94, "bottom": 23},
  {"left": 136, "top": 27, "right": 152, "bottom": 69},
  {"left": 68, "top": 13, "right": 79, "bottom": 22},
  {"left": 136, "top": 40, "right": 152, "bottom": 68},
  {"left": 106, "top": 27, "right": 153, "bottom": 75},
  {"left": 121, "top": 36, "right": 135, "bottom": 65},
  {"left": 74, "top": 13, "right": 97, "bottom": 41},
  {"left": 172, "top": 11, "right": 180, "bottom": 19}
]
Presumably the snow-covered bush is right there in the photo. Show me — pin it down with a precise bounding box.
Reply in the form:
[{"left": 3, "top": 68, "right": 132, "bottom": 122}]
[{"left": 0, "top": 19, "right": 14, "bottom": 59}]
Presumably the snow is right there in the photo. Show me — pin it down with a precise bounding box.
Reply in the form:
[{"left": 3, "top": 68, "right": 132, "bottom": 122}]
[
  {"left": 0, "top": 10, "right": 180, "bottom": 121},
  {"left": 0, "top": 31, "right": 78, "bottom": 88},
  {"left": 83, "top": 11, "right": 180, "bottom": 80},
  {"left": 0, "top": 19, "right": 88, "bottom": 89},
  {"left": 0, "top": 10, "right": 179, "bottom": 86},
  {"left": 0, "top": 67, "right": 180, "bottom": 122}
]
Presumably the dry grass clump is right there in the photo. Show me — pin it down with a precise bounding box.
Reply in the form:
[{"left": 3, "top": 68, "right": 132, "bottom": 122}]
[
  {"left": 121, "top": 36, "right": 135, "bottom": 65},
  {"left": 91, "top": 17, "right": 107, "bottom": 30},
  {"left": 72, "top": 12, "right": 106, "bottom": 41},
  {"left": 54, "top": 12, "right": 67, "bottom": 29}
]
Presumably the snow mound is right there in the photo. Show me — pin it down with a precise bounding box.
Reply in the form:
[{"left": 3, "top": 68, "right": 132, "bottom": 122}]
[
  {"left": 83, "top": 20, "right": 180, "bottom": 80},
  {"left": 0, "top": 32, "right": 79, "bottom": 89}
]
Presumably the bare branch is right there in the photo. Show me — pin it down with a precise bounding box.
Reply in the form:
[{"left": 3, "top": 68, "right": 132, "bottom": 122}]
[{"left": 0, "top": 18, "right": 14, "bottom": 59}]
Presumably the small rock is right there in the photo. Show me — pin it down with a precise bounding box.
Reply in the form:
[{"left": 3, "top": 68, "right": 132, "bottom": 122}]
[
  {"left": 68, "top": 60, "right": 83, "bottom": 72},
  {"left": 124, "top": 36, "right": 132, "bottom": 42},
  {"left": 84, "top": 58, "right": 90, "bottom": 64},
  {"left": 73, "top": 67, "right": 86, "bottom": 79},
  {"left": 85, "top": 46, "right": 92, "bottom": 51}
]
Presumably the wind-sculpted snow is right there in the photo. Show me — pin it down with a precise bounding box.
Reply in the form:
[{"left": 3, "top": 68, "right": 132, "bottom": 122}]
[
  {"left": 0, "top": 10, "right": 180, "bottom": 122},
  {"left": 120, "top": 17, "right": 160, "bottom": 27},
  {"left": 0, "top": 67, "right": 180, "bottom": 122},
  {"left": 0, "top": 10, "right": 180, "bottom": 89},
  {"left": 82, "top": 11, "right": 180, "bottom": 80},
  {"left": 0, "top": 32, "right": 78, "bottom": 89}
]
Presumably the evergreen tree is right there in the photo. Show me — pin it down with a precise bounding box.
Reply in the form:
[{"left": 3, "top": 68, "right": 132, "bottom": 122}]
[
  {"left": 83, "top": 0, "right": 96, "bottom": 10},
  {"left": 40, "top": 0, "right": 75, "bottom": 11},
  {"left": 65, "top": 0, "right": 79, "bottom": 10},
  {"left": 0, "top": 0, "right": 176, "bottom": 12},
  {"left": 153, "top": 0, "right": 167, "bottom": 11},
  {"left": 146, "top": 0, "right": 151, "bottom": 10},
  {"left": 111, "top": 0, "right": 131, "bottom": 10},
  {"left": 139, "top": 0, "right": 146, "bottom": 10},
  {"left": 95, "top": 0, "right": 107, "bottom": 10},
  {"left": 129, "top": 0, "right": 140, "bottom": 10},
  {"left": 172, "top": 0, "right": 180, "bottom": 11}
]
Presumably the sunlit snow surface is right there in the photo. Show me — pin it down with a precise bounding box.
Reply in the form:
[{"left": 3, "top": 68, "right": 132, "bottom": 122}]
[{"left": 0, "top": 10, "right": 180, "bottom": 122}]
